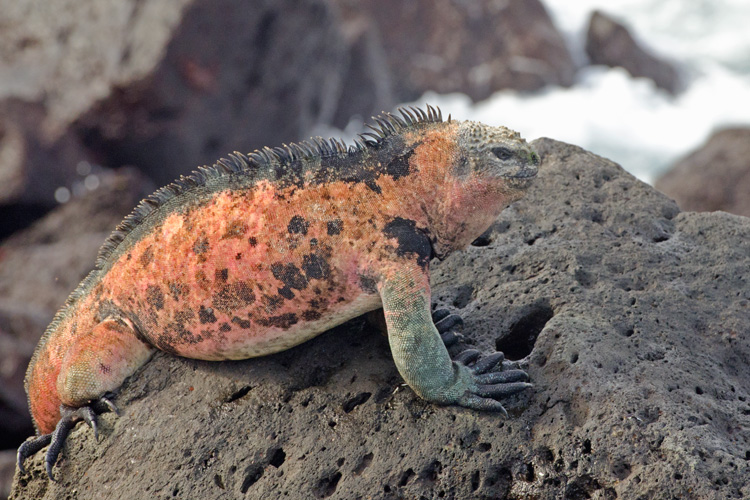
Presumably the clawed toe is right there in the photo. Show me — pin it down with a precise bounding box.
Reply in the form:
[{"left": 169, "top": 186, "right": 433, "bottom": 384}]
[
  {"left": 475, "top": 381, "right": 533, "bottom": 399},
  {"left": 475, "top": 369, "right": 529, "bottom": 385},
  {"left": 454, "top": 349, "right": 481, "bottom": 365},
  {"left": 470, "top": 352, "right": 505, "bottom": 374},
  {"left": 17, "top": 395, "right": 119, "bottom": 481},
  {"left": 433, "top": 309, "right": 464, "bottom": 334}
]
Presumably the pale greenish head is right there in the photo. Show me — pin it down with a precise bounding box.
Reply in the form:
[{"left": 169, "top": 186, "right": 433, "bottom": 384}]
[{"left": 456, "top": 121, "right": 539, "bottom": 190}]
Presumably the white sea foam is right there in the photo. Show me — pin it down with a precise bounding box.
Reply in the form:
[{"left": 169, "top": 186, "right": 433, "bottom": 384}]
[{"left": 407, "top": 0, "right": 750, "bottom": 183}]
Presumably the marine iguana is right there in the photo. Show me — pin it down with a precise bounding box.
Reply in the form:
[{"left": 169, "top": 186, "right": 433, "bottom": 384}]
[{"left": 17, "top": 105, "right": 539, "bottom": 480}]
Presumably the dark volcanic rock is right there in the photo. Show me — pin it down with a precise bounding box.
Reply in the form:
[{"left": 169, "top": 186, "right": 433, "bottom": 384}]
[
  {"left": 10, "top": 140, "right": 750, "bottom": 499},
  {"left": 75, "top": 0, "right": 349, "bottom": 186},
  {"left": 335, "top": 0, "right": 576, "bottom": 103},
  {"left": 655, "top": 127, "right": 750, "bottom": 217},
  {"left": 585, "top": 10, "right": 681, "bottom": 94}
]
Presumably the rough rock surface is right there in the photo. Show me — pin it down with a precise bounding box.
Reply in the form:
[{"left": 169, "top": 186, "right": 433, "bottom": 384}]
[
  {"left": 585, "top": 10, "right": 681, "bottom": 94},
  {"left": 333, "top": 0, "right": 576, "bottom": 104},
  {"left": 655, "top": 127, "right": 750, "bottom": 217},
  {"left": 10, "top": 139, "right": 750, "bottom": 499}
]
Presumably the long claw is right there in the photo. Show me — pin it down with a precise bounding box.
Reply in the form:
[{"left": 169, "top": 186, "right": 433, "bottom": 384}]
[
  {"left": 79, "top": 406, "right": 98, "bottom": 439},
  {"left": 17, "top": 395, "right": 120, "bottom": 480},
  {"left": 17, "top": 434, "right": 52, "bottom": 475},
  {"left": 46, "top": 416, "right": 76, "bottom": 481},
  {"left": 458, "top": 394, "right": 509, "bottom": 417},
  {"left": 99, "top": 396, "right": 120, "bottom": 416}
]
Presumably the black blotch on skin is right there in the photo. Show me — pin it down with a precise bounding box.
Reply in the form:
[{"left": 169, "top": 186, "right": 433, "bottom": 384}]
[
  {"left": 139, "top": 246, "right": 155, "bottom": 267},
  {"left": 193, "top": 236, "right": 209, "bottom": 256},
  {"left": 302, "top": 253, "right": 331, "bottom": 280},
  {"left": 248, "top": 236, "right": 258, "bottom": 247},
  {"left": 358, "top": 275, "right": 378, "bottom": 294},
  {"left": 287, "top": 215, "right": 309, "bottom": 235},
  {"left": 310, "top": 238, "right": 318, "bottom": 246},
  {"left": 327, "top": 219, "right": 343, "bottom": 235},
  {"left": 232, "top": 316, "right": 252, "bottom": 329},
  {"left": 271, "top": 263, "right": 308, "bottom": 290},
  {"left": 219, "top": 323, "right": 232, "bottom": 332},
  {"left": 146, "top": 285, "right": 165, "bottom": 310},
  {"left": 278, "top": 286, "right": 295, "bottom": 300},
  {"left": 154, "top": 334, "right": 179, "bottom": 355},
  {"left": 257, "top": 313, "right": 298, "bottom": 329},
  {"left": 382, "top": 217, "right": 432, "bottom": 269},
  {"left": 385, "top": 149, "right": 413, "bottom": 179},
  {"left": 199, "top": 306, "right": 217, "bottom": 324},
  {"left": 216, "top": 268, "right": 229, "bottom": 283},
  {"left": 302, "top": 309, "right": 322, "bottom": 321},
  {"left": 169, "top": 282, "right": 187, "bottom": 301},
  {"left": 263, "top": 294, "right": 284, "bottom": 313},
  {"left": 213, "top": 282, "right": 256, "bottom": 313}
]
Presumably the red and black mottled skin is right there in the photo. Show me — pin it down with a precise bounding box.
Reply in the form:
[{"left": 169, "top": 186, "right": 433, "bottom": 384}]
[{"left": 18, "top": 106, "right": 539, "bottom": 480}]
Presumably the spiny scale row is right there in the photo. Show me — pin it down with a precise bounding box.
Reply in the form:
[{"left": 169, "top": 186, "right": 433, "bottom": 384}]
[{"left": 92, "top": 105, "right": 444, "bottom": 273}]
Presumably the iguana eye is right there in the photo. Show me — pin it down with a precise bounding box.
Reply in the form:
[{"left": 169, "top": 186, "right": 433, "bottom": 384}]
[{"left": 491, "top": 147, "right": 513, "bottom": 161}]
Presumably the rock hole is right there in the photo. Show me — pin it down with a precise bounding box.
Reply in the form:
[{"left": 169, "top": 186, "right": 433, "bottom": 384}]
[
  {"left": 497, "top": 303, "right": 554, "bottom": 360},
  {"left": 570, "top": 352, "right": 579, "bottom": 364},
  {"left": 398, "top": 468, "right": 415, "bottom": 487},
  {"left": 269, "top": 448, "right": 286, "bottom": 468},
  {"left": 695, "top": 386, "right": 704, "bottom": 395},
  {"left": 477, "top": 442, "right": 491, "bottom": 452},
  {"left": 314, "top": 471, "right": 342, "bottom": 498},
  {"left": 524, "top": 463, "right": 535, "bottom": 482},
  {"left": 343, "top": 392, "right": 372, "bottom": 413},
  {"left": 420, "top": 460, "right": 443, "bottom": 483},
  {"left": 353, "top": 452, "right": 373, "bottom": 475},
  {"left": 240, "top": 465, "right": 264, "bottom": 493},
  {"left": 213, "top": 474, "right": 225, "bottom": 489},
  {"left": 652, "top": 234, "right": 670, "bottom": 243},
  {"left": 471, "top": 470, "right": 481, "bottom": 491},
  {"left": 225, "top": 385, "right": 252, "bottom": 403},
  {"left": 564, "top": 474, "right": 602, "bottom": 499},
  {"left": 582, "top": 439, "right": 591, "bottom": 454},
  {"left": 452, "top": 284, "right": 474, "bottom": 309}
]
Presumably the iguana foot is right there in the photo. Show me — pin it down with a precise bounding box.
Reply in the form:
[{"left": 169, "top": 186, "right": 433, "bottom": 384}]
[
  {"left": 432, "top": 308, "right": 531, "bottom": 415},
  {"left": 17, "top": 395, "right": 118, "bottom": 481}
]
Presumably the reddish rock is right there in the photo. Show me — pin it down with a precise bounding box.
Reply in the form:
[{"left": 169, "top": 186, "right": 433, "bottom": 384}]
[
  {"left": 655, "top": 128, "right": 750, "bottom": 216},
  {"left": 334, "top": 0, "right": 576, "bottom": 103},
  {"left": 585, "top": 10, "right": 681, "bottom": 94}
]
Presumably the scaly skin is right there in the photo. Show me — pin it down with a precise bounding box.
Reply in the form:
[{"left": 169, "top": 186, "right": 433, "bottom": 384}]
[{"left": 17, "top": 106, "right": 538, "bottom": 479}]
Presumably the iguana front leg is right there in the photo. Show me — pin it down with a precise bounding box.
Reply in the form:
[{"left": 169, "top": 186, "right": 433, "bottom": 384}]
[{"left": 379, "top": 265, "right": 531, "bottom": 412}]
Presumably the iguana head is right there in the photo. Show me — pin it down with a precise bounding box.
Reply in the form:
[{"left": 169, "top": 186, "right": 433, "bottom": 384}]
[{"left": 429, "top": 120, "right": 539, "bottom": 258}]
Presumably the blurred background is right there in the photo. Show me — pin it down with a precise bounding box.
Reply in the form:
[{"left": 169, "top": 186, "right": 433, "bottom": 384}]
[{"left": 1, "top": 0, "right": 749, "bottom": 494}]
